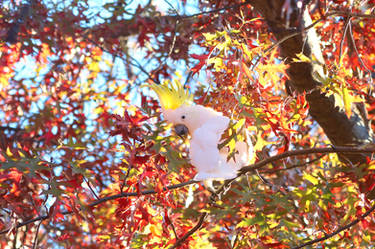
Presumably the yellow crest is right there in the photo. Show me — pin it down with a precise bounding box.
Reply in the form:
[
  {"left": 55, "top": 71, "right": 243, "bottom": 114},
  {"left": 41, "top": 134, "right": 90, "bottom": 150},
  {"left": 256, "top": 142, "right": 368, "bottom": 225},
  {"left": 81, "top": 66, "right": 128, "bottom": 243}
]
[{"left": 148, "top": 80, "right": 193, "bottom": 110}]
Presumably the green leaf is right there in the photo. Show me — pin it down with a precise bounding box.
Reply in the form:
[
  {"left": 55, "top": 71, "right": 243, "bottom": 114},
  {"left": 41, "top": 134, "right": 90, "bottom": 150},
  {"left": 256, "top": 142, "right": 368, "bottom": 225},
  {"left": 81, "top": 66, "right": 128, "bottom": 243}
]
[
  {"left": 237, "top": 213, "right": 265, "bottom": 228},
  {"left": 0, "top": 157, "right": 49, "bottom": 177},
  {"left": 280, "top": 219, "right": 299, "bottom": 229},
  {"left": 166, "top": 149, "right": 188, "bottom": 173}
]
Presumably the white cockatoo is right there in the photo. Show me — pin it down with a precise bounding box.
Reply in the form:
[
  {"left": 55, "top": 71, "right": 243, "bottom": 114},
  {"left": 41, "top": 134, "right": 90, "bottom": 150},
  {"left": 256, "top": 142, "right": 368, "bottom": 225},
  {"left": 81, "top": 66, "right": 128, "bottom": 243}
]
[{"left": 149, "top": 80, "right": 253, "bottom": 181}]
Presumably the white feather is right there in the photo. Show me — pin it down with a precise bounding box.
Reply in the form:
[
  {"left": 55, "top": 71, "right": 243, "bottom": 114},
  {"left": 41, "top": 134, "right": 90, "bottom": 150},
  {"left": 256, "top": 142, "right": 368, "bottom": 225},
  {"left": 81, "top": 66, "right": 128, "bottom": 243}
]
[{"left": 190, "top": 115, "right": 252, "bottom": 181}]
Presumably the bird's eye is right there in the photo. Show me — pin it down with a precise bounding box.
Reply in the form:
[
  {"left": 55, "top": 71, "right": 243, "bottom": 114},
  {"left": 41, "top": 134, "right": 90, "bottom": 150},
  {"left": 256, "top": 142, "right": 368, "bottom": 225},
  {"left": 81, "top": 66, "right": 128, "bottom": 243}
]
[{"left": 181, "top": 115, "right": 185, "bottom": 120}]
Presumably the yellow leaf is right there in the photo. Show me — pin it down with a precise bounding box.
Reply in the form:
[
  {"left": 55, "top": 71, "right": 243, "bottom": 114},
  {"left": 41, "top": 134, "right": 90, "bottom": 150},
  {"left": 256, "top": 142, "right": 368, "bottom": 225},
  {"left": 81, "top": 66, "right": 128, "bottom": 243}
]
[
  {"left": 338, "top": 50, "right": 347, "bottom": 67},
  {"left": 241, "top": 62, "right": 253, "bottom": 80},
  {"left": 242, "top": 44, "right": 253, "bottom": 60},
  {"left": 368, "top": 161, "right": 375, "bottom": 170},
  {"left": 98, "top": 235, "right": 110, "bottom": 241},
  {"left": 292, "top": 52, "right": 311, "bottom": 63},
  {"left": 175, "top": 71, "right": 183, "bottom": 79},
  {"left": 208, "top": 57, "right": 224, "bottom": 72},
  {"left": 253, "top": 131, "right": 275, "bottom": 151},
  {"left": 305, "top": 199, "right": 311, "bottom": 212},
  {"left": 342, "top": 85, "right": 352, "bottom": 117},
  {"left": 94, "top": 106, "right": 104, "bottom": 114},
  {"left": 233, "top": 118, "right": 245, "bottom": 130},
  {"left": 304, "top": 173, "right": 319, "bottom": 185},
  {"left": 228, "top": 139, "right": 236, "bottom": 153},
  {"left": 88, "top": 61, "right": 100, "bottom": 72},
  {"left": 73, "top": 147, "right": 86, "bottom": 150},
  {"left": 202, "top": 32, "right": 217, "bottom": 41},
  {"left": 149, "top": 224, "right": 162, "bottom": 237},
  {"left": 18, "top": 151, "right": 25, "bottom": 158},
  {"left": 6, "top": 147, "right": 13, "bottom": 157}
]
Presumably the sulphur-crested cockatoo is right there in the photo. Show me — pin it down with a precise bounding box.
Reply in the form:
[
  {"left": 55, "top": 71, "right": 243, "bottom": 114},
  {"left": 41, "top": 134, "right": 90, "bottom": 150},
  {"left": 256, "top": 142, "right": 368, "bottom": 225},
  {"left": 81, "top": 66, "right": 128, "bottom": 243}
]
[{"left": 149, "top": 80, "right": 253, "bottom": 181}]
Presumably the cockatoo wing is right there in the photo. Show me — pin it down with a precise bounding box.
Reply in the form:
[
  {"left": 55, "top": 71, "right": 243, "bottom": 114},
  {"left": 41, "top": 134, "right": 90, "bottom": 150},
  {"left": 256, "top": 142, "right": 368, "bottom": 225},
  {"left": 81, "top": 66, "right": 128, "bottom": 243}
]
[
  {"left": 220, "top": 129, "right": 254, "bottom": 168},
  {"left": 190, "top": 115, "right": 241, "bottom": 180}
]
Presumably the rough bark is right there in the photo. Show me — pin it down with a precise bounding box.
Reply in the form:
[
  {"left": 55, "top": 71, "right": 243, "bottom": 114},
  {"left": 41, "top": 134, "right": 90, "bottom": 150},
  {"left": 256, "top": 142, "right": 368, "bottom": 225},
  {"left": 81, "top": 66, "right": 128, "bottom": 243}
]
[{"left": 249, "top": 0, "right": 374, "bottom": 164}]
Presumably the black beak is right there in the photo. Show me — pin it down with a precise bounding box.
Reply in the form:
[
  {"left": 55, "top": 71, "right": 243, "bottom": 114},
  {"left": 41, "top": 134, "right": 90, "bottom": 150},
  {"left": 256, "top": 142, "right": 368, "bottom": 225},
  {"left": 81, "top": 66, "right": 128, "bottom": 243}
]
[{"left": 174, "top": 124, "right": 189, "bottom": 137}]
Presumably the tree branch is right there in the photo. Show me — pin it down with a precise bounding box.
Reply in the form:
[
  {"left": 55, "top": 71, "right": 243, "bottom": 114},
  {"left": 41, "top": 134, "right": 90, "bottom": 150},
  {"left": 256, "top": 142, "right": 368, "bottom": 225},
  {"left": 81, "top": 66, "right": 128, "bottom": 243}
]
[
  {"left": 261, "top": 154, "right": 325, "bottom": 174},
  {"left": 239, "top": 146, "right": 374, "bottom": 174},
  {"left": 169, "top": 212, "right": 208, "bottom": 249},
  {"left": 211, "top": 146, "right": 375, "bottom": 199},
  {"left": 1, "top": 146, "right": 373, "bottom": 237},
  {"left": 331, "top": 11, "right": 375, "bottom": 19},
  {"left": 291, "top": 202, "right": 375, "bottom": 249}
]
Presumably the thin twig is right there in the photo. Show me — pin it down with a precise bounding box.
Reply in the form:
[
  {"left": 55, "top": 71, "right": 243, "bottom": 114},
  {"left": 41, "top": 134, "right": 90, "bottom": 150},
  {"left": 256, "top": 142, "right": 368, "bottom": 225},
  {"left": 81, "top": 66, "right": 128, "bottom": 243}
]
[
  {"left": 261, "top": 154, "right": 326, "bottom": 174},
  {"left": 120, "top": 163, "right": 132, "bottom": 193},
  {"left": 169, "top": 212, "right": 208, "bottom": 249},
  {"left": 127, "top": 54, "right": 159, "bottom": 84},
  {"left": 338, "top": 17, "right": 352, "bottom": 64},
  {"left": 291, "top": 202, "right": 375, "bottom": 249},
  {"left": 331, "top": 11, "right": 375, "bottom": 19},
  {"left": 32, "top": 220, "right": 42, "bottom": 249},
  {"left": 347, "top": 19, "right": 373, "bottom": 84},
  {"left": 167, "top": 20, "right": 179, "bottom": 58},
  {"left": 0, "top": 126, "right": 23, "bottom": 131},
  {"left": 169, "top": 218, "right": 179, "bottom": 241},
  {"left": 83, "top": 176, "right": 99, "bottom": 200},
  {"left": 176, "top": 1, "right": 252, "bottom": 20},
  {"left": 82, "top": 33, "right": 159, "bottom": 84}
]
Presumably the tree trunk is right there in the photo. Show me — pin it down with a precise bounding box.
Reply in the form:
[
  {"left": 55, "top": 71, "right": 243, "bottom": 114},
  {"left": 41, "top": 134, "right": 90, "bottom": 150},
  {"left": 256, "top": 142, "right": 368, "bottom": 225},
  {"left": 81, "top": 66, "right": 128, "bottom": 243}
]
[{"left": 249, "top": 0, "right": 374, "bottom": 164}]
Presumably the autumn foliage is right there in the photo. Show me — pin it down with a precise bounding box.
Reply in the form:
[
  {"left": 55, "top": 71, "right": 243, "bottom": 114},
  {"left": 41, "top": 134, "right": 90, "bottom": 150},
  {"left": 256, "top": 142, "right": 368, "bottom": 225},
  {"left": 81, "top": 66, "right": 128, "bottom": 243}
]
[{"left": 1, "top": 0, "right": 375, "bottom": 248}]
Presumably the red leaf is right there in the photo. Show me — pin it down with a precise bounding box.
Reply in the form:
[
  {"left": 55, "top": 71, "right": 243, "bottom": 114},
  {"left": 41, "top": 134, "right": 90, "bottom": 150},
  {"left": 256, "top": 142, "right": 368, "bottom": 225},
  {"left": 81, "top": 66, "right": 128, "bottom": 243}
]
[
  {"left": 133, "top": 155, "right": 150, "bottom": 165},
  {"left": 190, "top": 53, "right": 209, "bottom": 73}
]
